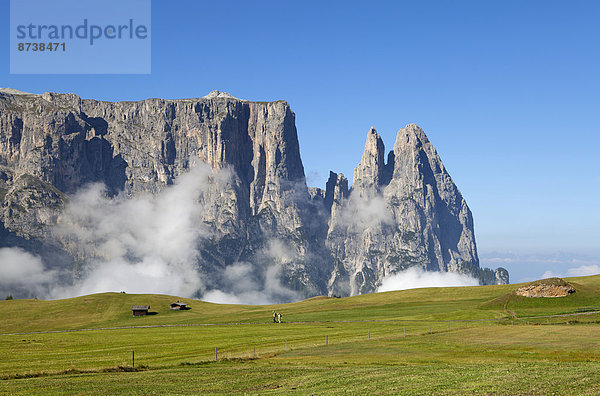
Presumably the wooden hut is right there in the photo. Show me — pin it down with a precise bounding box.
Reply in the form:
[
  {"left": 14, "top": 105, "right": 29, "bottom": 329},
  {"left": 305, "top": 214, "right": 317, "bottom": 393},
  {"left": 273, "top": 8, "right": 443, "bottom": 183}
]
[
  {"left": 170, "top": 302, "right": 188, "bottom": 310},
  {"left": 131, "top": 305, "right": 150, "bottom": 316}
]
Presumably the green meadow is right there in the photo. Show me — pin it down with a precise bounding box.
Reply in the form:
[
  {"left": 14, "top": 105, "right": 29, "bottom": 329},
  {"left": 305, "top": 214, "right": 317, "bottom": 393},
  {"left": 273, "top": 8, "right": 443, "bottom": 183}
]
[{"left": 2, "top": 275, "right": 600, "bottom": 395}]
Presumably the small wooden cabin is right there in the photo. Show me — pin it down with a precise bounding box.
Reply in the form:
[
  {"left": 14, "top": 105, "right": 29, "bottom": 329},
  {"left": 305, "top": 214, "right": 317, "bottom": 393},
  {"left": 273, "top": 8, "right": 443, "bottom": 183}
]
[
  {"left": 170, "top": 302, "right": 188, "bottom": 310},
  {"left": 131, "top": 305, "right": 150, "bottom": 316}
]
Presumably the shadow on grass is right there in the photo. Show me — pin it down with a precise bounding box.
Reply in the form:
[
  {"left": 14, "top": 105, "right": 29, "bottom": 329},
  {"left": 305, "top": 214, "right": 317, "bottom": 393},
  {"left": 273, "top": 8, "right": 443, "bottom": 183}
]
[
  {"left": 2, "top": 355, "right": 271, "bottom": 381},
  {"left": 1, "top": 365, "right": 150, "bottom": 381}
]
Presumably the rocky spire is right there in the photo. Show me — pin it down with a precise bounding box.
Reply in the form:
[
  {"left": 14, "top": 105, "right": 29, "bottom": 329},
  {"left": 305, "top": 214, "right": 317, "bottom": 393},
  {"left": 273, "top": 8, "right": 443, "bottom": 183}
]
[
  {"left": 326, "top": 123, "right": 492, "bottom": 295},
  {"left": 386, "top": 123, "right": 480, "bottom": 274},
  {"left": 324, "top": 171, "right": 348, "bottom": 215},
  {"left": 390, "top": 123, "right": 444, "bottom": 190},
  {"left": 352, "top": 127, "right": 386, "bottom": 195}
]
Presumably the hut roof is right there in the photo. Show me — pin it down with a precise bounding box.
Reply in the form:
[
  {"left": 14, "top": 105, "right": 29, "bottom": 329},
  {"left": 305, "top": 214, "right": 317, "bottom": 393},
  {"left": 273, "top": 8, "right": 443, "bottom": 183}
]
[
  {"left": 170, "top": 302, "right": 187, "bottom": 307},
  {"left": 131, "top": 305, "right": 150, "bottom": 310}
]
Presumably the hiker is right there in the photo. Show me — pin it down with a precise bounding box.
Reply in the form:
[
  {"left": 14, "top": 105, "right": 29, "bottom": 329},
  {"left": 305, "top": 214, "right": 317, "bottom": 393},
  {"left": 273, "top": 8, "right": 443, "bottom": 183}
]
[
  {"left": 277, "top": 313, "right": 282, "bottom": 323},
  {"left": 273, "top": 311, "right": 277, "bottom": 323}
]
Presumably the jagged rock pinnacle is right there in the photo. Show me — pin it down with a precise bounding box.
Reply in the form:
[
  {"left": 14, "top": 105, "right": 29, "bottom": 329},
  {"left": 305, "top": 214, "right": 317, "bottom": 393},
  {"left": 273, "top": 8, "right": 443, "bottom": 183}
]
[{"left": 352, "top": 127, "right": 386, "bottom": 194}]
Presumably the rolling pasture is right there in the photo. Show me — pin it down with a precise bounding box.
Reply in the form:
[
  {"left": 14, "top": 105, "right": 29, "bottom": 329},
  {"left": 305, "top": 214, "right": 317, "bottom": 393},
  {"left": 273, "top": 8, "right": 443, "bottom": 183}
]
[{"left": 2, "top": 276, "right": 600, "bottom": 394}]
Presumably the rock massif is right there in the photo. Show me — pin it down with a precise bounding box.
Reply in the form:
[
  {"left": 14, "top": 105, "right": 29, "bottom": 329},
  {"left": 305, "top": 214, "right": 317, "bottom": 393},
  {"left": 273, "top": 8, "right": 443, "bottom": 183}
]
[
  {"left": 0, "top": 89, "right": 508, "bottom": 299},
  {"left": 326, "top": 125, "right": 496, "bottom": 295}
]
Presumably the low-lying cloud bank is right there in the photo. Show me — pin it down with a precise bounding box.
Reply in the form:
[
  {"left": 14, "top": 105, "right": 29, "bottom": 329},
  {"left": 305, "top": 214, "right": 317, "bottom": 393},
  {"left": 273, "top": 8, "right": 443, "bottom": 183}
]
[
  {"left": 203, "top": 240, "right": 302, "bottom": 305},
  {"left": 0, "top": 247, "right": 58, "bottom": 298},
  {"left": 376, "top": 267, "right": 479, "bottom": 292},
  {"left": 0, "top": 164, "right": 302, "bottom": 304},
  {"left": 49, "top": 164, "right": 216, "bottom": 299},
  {"left": 1, "top": 164, "right": 490, "bottom": 303}
]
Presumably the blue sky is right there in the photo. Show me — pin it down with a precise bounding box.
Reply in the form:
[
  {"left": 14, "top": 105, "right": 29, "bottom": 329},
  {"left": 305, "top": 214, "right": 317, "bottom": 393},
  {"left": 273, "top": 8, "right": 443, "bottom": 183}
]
[{"left": 1, "top": 0, "right": 598, "bottom": 282}]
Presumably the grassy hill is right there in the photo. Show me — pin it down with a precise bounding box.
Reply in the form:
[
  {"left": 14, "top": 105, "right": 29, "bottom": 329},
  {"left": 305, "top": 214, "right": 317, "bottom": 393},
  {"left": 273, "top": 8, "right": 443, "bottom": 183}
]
[
  {"left": 3, "top": 275, "right": 600, "bottom": 333},
  {"left": 1, "top": 275, "right": 600, "bottom": 394}
]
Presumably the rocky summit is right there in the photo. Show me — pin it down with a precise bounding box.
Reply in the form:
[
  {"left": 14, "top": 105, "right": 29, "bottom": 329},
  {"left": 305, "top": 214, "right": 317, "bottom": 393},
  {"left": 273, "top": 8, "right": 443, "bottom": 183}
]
[{"left": 0, "top": 89, "right": 508, "bottom": 299}]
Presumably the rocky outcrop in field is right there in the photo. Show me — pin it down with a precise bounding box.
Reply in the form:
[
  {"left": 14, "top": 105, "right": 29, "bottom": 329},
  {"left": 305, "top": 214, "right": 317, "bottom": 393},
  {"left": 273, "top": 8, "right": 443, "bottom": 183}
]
[{"left": 514, "top": 278, "right": 575, "bottom": 298}]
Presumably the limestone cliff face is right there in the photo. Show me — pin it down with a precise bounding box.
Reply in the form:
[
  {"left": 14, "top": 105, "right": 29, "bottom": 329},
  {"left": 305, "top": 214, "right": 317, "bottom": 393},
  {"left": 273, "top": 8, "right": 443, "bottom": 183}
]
[
  {"left": 0, "top": 89, "right": 327, "bottom": 296},
  {"left": 0, "top": 88, "right": 507, "bottom": 299}
]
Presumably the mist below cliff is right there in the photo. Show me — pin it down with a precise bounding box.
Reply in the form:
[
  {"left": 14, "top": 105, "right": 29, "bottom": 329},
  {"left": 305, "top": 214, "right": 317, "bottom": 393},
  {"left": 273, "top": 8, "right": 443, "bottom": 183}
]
[
  {"left": 0, "top": 163, "right": 300, "bottom": 303},
  {"left": 377, "top": 267, "right": 479, "bottom": 292},
  {"left": 0, "top": 161, "right": 477, "bottom": 302}
]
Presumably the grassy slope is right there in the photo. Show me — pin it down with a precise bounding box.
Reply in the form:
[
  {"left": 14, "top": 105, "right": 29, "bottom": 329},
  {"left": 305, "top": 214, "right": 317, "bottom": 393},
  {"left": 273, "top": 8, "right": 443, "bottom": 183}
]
[
  {"left": 2, "top": 275, "right": 600, "bottom": 333},
  {"left": 1, "top": 275, "right": 600, "bottom": 394}
]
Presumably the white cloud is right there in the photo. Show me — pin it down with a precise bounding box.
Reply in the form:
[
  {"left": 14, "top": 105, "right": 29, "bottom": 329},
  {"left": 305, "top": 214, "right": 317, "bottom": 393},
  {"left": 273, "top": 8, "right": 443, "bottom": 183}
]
[
  {"left": 567, "top": 265, "right": 600, "bottom": 277},
  {"left": 337, "top": 193, "right": 392, "bottom": 232},
  {"left": 541, "top": 264, "right": 600, "bottom": 280},
  {"left": 50, "top": 163, "right": 224, "bottom": 299},
  {"left": 203, "top": 289, "right": 248, "bottom": 305},
  {"left": 1, "top": 163, "right": 304, "bottom": 304},
  {"left": 377, "top": 267, "right": 479, "bottom": 292},
  {"left": 203, "top": 239, "right": 302, "bottom": 305},
  {"left": 0, "top": 247, "right": 57, "bottom": 296},
  {"left": 541, "top": 270, "right": 561, "bottom": 279}
]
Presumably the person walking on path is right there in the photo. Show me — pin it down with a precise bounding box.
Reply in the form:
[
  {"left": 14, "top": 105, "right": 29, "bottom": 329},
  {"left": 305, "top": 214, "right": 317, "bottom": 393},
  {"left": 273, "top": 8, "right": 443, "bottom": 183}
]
[
  {"left": 273, "top": 311, "right": 277, "bottom": 323},
  {"left": 277, "top": 313, "right": 282, "bottom": 323}
]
